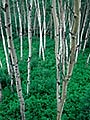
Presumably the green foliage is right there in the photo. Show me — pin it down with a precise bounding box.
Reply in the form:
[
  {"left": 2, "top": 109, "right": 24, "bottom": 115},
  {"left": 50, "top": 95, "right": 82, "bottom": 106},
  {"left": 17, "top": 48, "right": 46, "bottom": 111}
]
[
  {"left": 78, "top": 86, "right": 90, "bottom": 120},
  {"left": 62, "top": 49, "right": 90, "bottom": 120},
  {"left": 0, "top": 37, "right": 90, "bottom": 120},
  {"left": 0, "top": 68, "right": 10, "bottom": 87},
  {"left": 0, "top": 89, "right": 20, "bottom": 120}
]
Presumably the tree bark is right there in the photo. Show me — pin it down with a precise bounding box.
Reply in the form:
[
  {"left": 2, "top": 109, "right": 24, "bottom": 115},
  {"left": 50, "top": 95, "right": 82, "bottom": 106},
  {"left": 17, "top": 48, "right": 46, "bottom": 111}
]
[
  {"left": 0, "top": 3, "right": 10, "bottom": 75},
  {"left": 26, "top": 0, "right": 33, "bottom": 94},
  {"left": 82, "top": 22, "right": 90, "bottom": 53},
  {"left": 13, "top": 0, "right": 18, "bottom": 36},
  {"left": 3, "top": 0, "right": 25, "bottom": 119},
  {"left": 22, "top": 0, "right": 27, "bottom": 34},
  {"left": 87, "top": 53, "right": 90, "bottom": 64},
  {"left": 80, "top": 0, "right": 89, "bottom": 50},
  {"left": 16, "top": 0, "right": 23, "bottom": 60},
  {"left": 57, "top": 0, "right": 80, "bottom": 119},
  {"left": 52, "top": 1, "right": 61, "bottom": 120},
  {"left": 34, "top": 0, "right": 45, "bottom": 60},
  {"left": 42, "top": 0, "right": 46, "bottom": 49},
  {"left": 75, "top": 0, "right": 81, "bottom": 62}
]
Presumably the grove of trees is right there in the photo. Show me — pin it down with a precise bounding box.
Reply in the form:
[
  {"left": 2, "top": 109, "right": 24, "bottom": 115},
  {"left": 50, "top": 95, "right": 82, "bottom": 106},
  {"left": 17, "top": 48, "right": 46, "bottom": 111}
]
[{"left": 0, "top": 0, "right": 90, "bottom": 120}]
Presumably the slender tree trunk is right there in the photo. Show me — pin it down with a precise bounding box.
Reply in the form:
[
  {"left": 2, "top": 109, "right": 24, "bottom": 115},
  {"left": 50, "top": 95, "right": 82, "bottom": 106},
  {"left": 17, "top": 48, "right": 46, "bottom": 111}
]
[
  {"left": 75, "top": 0, "right": 81, "bottom": 62},
  {"left": 57, "top": 0, "right": 66, "bottom": 119},
  {"left": 0, "top": 5, "right": 10, "bottom": 75},
  {"left": 3, "top": 0, "right": 25, "bottom": 119},
  {"left": 22, "top": 0, "right": 27, "bottom": 34},
  {"left": 13, "top": 0, "right": 18, "bottom": 36},
  {"left": 50, "top": 14, "right": 52, "bottom": 39},
  {"left": 52, "top": 1, "right": 61, "bottom": 120},
  {"left": 63, "top": 2, "right": 68, "bottom": 68},
  {"left": 82, "top": 22, "right": 90, "bottom": 53},
  {"left": 0, "top": 1, "right": 14, "bottom": 90},
  {"left": 26, "top": 0, "right": 33, "bottom": 95},
  {"left": 87, "top": 53, "right": 90, "bottom": 64},
  {"left": 33, "top": 10, "right": 37, "bottom": 36},
  {"left": 16, "top": 0, "right": 23, "bottom": 60},
  {"left": 34, "top": 0, "right": 45, "bottom": 60},
  {"left": 68, "top": 0, "right": 72, "bottom": 50},
  {"left": 80, "top": 1, "right": 89, "bottom": 50},
  {"left": 42, "top": 0, "right": 46, "bottom": 49},
  {"left": 57, "top": 0, "right": 80, "bottom": 119},
  {"left": 59, "top": 0, "right": 65, "bottom": 76},
  {"left": 0, "top": 60, "right": 2, "bottom": 68}
]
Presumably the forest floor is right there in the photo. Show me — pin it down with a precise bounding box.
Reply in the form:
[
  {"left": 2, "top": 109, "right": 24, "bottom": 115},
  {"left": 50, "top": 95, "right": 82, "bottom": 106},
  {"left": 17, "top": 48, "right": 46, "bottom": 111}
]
[{"left": 0, "top": 36, "right": 90, "bottom": 120}]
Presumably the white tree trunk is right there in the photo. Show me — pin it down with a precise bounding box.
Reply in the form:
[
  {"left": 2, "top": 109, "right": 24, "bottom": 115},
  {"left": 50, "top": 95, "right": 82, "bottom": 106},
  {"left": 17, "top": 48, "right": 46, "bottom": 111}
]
[
  {"left": 82, "top": 22, "right": 90, "bottom": 53},
  {"left": 52, "top": 1, "right": 61, "bottom": 120},
  {"left": 0, "top": 60, "right": 2, "bottom": 68},
  {"left": 0, "top": 3, "right": 14, "bottom": 90},
  {"left": 16, "top": 0, "right": 23, "bottom": 60},
  {"left": 75, "top": 0, "right": 81, "bottom": 63},
  {"left": 68, "top": 0, "right": 72, "bottom": 50},
  {"left": 26, "top": 0, "right": 33, "bottom": 94},
  {"left": 13, "top": 0, "right": 18, "bottom": 36},
  {"left": 87, "top": 53, "right": 90, "bottom": 64},
  {"left": 33, "top": 10, "right": 37, "bottom": 36},
  {"left": 3, "top": 0, "right": 25, "bottom": 119},
  {"left": 42, "top": 0, "right": 46, "bottom": 49},
  {"left": 50, "top": 14, "right": 52, "bottom": 39},
  {"left": 57, "top": 0, "right": 80, "bottom": 119},
  {"left": 80, "top": 4, "right": 88, "bottom": 50},
  {"left": 34, "top": 0, "right": 45, "bottom": 60},
  {"left": 22, "top": 0, "right": 27, "bottom": 34},
  {"left": 0, "top": 9, "right": 10, "bottom": 75}
]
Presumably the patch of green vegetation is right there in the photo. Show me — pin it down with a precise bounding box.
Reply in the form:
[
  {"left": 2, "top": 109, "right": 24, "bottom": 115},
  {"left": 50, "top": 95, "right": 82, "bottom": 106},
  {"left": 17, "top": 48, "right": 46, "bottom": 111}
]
[{"left": 0, "top": 37, "right": 90, "bottom": 120}]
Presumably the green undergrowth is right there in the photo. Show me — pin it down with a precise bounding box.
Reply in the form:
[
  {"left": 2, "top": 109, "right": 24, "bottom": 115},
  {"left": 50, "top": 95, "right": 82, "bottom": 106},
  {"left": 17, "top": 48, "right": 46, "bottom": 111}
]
[{"left": 0, "top": 37, "right": 90, "bottom": 120}]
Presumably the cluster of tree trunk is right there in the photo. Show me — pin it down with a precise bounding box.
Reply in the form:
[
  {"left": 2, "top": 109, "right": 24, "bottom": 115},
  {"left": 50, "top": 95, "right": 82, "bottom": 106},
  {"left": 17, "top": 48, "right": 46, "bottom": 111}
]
[{"left": 0, "top": 0, "right": 89, "bottom": 120}]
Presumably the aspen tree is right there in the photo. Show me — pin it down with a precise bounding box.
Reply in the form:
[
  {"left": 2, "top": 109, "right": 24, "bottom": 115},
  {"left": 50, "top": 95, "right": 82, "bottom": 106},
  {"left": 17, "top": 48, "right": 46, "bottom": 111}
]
[
  {"left": 52, "top": 0, "right": 80, "bottom": 119},
  {"left": 80, "top": 1, "right": 89, "bottom": 50},
  {"left": 0, "top": 0, "right": 14, "bottom": 90},
  {"left": 22, "top": 0, "right": 27, "bottom": 34},
  {"left": 75, "top": 0, "right": 81, "bottom": 62},
  {"left": 87, "top": 53, "right": 90, "bottom": 64},
  {"left": 68, "top": 0, "right": 72, "bottom": 50},
  {"left": 42, "top": 0, "right": 46, "bottom": 49},
  {"left": 0, "top": 3, "right": 10, "bottom": 75},
  {"left": 79, "top": 3, "right": 86, "bottom": 41},
  {"left": 1, "top": 0, "right": 14, "bottom": 91},
  {"left": 12, "top": 0, "right": 18, "bottom": 36},
  {"left": 63, "top": 2, "right": 68, "bottom": 66},
  {"left": 57, "top": 0, "right": 80, "bottom": 119},
  {"left": 34, "top": 0, "right": 45, "bottom": 60},
  {"left": 0, "top": 60, "right": 2, "bottom": 68},
  {"left": 52, "top": 1, "right": 61, "bottom": 120},
  {"left": 57, "top": 0, "right": 62, "bottom": 64},
  {"left": 82, "top": 22, "right": 90, "bottom": 53},
  {"left": 56, "top": 0, "right": 65, "bottom": 119},
  {"left": 3, "top": 0, "right": 25, "bottom": 119},
  {"left": 50, "top": 14, "right": 52, "bottom": 39},
  {"left": 16, "top": 0, "right": 23, "bottom": 60},
  {"left": 33, "top": 10, "right": 37, "bottom": 36},
  {"left": 59, "top": 0, "right": 66, "bottom": 76},
  {"left": 26, "top": 0, "right": 33, "bottom": 94}
]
